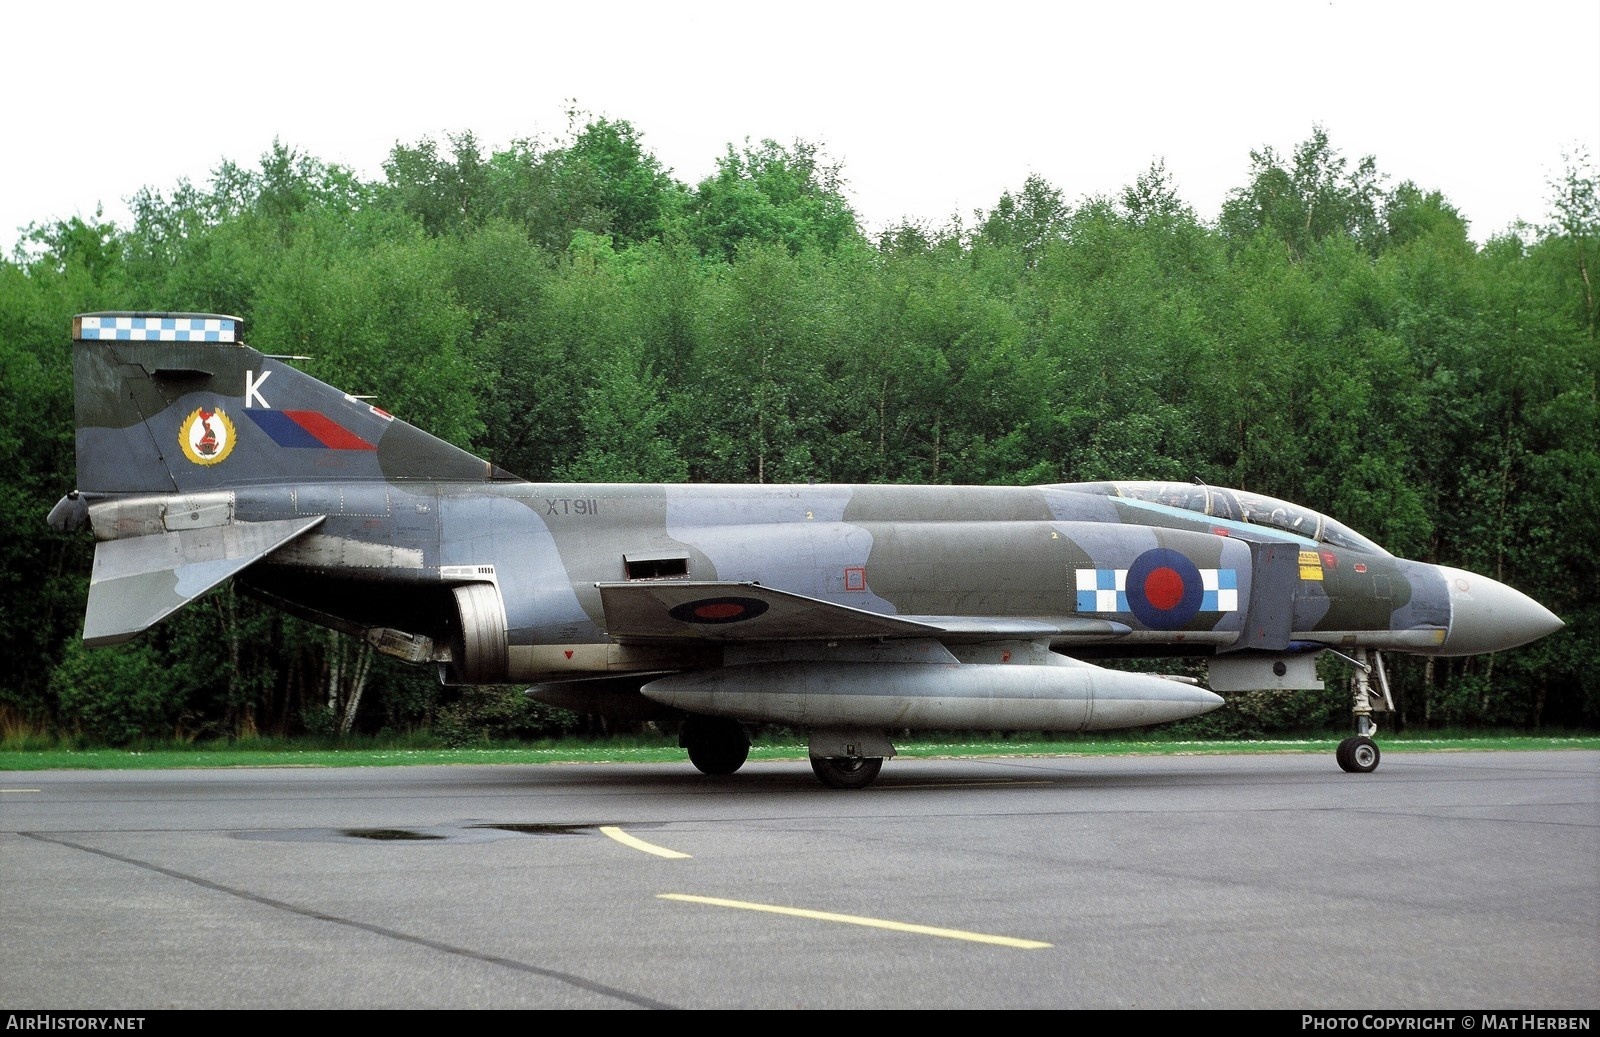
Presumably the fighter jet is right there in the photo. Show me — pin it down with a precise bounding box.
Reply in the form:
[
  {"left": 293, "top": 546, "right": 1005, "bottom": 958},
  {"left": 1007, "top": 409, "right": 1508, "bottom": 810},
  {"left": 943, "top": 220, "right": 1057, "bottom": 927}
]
[{"left": 49, "top": 312, "right": 1565, "bottom": 787}]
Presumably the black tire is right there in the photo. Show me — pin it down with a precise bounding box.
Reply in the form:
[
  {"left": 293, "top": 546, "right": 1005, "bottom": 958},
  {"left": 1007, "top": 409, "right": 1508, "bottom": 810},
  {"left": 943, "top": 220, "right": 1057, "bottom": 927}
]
[
  {"left": 1336, "top": 735, "right": 1380, "bottom": 774},
  {"left": 810, "top": 755, "right": 883, "bottom": 790},
  {"left": 682, "top": 716, "right": 750, "bottom": 776}
]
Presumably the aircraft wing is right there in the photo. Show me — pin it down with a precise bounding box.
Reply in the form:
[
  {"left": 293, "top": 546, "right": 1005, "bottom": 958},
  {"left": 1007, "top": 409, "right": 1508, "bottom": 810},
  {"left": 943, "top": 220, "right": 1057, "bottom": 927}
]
[
  {"left": 83, "top": 516, "right": 325, "bottom": 646},
  {"left": 595, "top": 581, "right": 1131, "bottom": 644}
]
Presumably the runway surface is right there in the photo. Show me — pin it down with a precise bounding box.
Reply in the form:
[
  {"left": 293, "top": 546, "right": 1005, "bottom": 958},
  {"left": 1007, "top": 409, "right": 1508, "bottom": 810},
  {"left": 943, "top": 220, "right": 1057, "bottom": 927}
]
[{"left": 2, "top": 749, "right": 1596, "bottom": 1009}]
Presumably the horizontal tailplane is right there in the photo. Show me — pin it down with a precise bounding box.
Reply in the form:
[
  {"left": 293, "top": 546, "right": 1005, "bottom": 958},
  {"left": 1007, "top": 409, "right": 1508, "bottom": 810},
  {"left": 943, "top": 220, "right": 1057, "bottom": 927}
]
[{"left": 84, "top": 516, "right": 324, "bottom": 646}]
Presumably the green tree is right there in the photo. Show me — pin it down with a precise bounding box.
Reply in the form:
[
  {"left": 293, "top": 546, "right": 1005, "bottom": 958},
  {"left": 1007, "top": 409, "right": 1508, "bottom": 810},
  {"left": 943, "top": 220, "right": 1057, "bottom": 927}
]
[
  {"left": 0, "top": 257, "right": 99, "bottom": 720},
  {"left": 555, "top": 115, "right": 686, "bottom": 246},
  {"left": 687, "top": 139, "right": 863, "bottom": 261},
  {"left": 438, "top": 222, "right": 563, "bottom": 478},
  {"left": 554, "top": 343, "right": 688, "bottom": 483},
  {"left": 383, "top": 131, "right": 492, "bottom": 237},
  {"left": 395, "top": 116, "right": 686, "bottom": 252},
  {"left": 1537, "top": 146, "right": 1599, "bottom": 341},
  {"left": 680, "top": 242, "right": 836, "bottom": 481},
  {"left": 976, "top": 173, "right": 1069, "bottom": 269},
  {"left": 1219, "top": 125, "right": 1387, "bottom": 259},
  {"left": 251, "top": 232, "right": 483, "bottom": 445}
]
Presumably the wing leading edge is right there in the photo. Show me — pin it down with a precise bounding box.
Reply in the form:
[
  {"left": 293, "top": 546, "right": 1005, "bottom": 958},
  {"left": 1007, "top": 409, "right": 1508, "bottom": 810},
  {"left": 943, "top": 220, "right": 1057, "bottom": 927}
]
[{"left": 595, "top": 580, "right": 1132, "bottom": 645}]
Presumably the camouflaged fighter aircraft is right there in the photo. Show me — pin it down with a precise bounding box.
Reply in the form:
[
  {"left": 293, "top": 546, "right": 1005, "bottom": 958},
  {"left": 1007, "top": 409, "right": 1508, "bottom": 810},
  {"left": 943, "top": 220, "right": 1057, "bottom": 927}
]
[{"left": 49, "top": 312, "right": 1565, "bottom": 788}]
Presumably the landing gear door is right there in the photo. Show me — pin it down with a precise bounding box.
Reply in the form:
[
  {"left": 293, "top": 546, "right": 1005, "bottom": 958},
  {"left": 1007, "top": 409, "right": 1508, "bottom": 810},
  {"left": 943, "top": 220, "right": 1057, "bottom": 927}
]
[{"left": 1231, "top": 541, "right": 1298, "bottom": 651}]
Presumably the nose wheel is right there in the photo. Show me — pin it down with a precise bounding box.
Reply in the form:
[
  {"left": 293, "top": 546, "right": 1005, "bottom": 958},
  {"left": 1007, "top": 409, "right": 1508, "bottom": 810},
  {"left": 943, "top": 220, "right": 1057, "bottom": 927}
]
[
  {"left": 1336, "top": 734, "right": 1380, "bottom": 773},
  {"left": 1335, "top": 648, "right": 1391, "bottom": 773}
]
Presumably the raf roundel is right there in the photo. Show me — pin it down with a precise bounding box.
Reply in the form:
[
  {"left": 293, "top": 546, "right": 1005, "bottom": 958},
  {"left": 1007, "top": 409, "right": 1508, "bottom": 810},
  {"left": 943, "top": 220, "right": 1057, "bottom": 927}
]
[
  {"left": 1125, "top": 548, "right": 1205, "bottom": 630},
  {"left": 668, "top": 596, "right": 771, "bottom": 625}
]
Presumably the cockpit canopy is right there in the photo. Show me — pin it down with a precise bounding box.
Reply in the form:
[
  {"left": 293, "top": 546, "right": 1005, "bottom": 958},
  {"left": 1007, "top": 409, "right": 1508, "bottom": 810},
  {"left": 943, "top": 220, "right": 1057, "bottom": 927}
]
[{"left": 1062, "top": 481, "right": 1391, "bottom": 556}]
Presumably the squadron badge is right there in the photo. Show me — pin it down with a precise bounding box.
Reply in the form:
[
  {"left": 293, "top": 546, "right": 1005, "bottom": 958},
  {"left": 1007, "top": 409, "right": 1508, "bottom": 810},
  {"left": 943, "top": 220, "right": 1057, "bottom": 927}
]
[{"left": 179, "top": 406, "right": 237, "bottom": 465}]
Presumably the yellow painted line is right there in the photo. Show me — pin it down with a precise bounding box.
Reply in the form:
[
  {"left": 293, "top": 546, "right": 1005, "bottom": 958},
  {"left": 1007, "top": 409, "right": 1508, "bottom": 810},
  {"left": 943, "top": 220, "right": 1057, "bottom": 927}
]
[
  {"left": 601, "top": 825, "right": 691, "bottom": 859},
  {"left": 660, "top": 894, "right": 1052, "bottom": 949}
]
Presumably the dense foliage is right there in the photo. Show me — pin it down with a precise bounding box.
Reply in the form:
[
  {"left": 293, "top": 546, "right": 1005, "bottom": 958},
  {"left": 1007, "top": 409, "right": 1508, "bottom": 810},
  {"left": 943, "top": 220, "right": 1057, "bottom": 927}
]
[{"left": 2, "top": 118, "right": 1595, "bottom": 744}]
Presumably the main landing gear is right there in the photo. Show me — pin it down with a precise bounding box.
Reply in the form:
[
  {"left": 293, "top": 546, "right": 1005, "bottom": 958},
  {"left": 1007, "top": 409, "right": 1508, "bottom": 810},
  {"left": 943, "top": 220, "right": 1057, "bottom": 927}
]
[
  {"left": 1335, "top": 647, "right": 1391, "bottom": 774},
  {"left": 679, "top": 718, "right": 896, "bottom": 789},
  {"left": 809, "top": 755, "right": 883, "bottom": 789},
  {"left": 679, "top": 715, "right": 750, "bottom": 776},
  {"left": 806, "top": 729, "right": 894, "bottom": 789}
]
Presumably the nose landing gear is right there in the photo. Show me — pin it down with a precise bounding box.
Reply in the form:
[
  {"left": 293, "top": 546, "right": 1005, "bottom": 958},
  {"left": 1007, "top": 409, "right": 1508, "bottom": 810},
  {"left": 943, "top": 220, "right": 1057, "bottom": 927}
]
[{"left": 1335, "top": 648, "right": 1391, "bottom": 773}]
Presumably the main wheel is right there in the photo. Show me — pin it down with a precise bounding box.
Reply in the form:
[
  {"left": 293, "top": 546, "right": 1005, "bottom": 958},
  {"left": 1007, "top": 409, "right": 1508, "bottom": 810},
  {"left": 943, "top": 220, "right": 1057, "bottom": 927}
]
[
  {"left": 682, "top": 716, "right": 750, "bottom": 776},
  {"left": 810, "top": 755, "right": 883, "bottom": 790},
  {"left": 1336, "top": 735, "right": 1380, "bottom": 773}
]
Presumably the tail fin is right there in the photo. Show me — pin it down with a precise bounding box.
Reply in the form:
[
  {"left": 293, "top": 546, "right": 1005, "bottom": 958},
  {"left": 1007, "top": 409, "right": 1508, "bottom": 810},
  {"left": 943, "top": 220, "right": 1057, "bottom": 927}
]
[{"left": 72, "top": 311, "right": 513, "bottom": 495}]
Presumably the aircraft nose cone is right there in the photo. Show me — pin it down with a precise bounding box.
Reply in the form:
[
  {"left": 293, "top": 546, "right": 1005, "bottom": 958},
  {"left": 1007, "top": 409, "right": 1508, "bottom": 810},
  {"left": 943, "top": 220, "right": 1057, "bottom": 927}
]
[{"left": 1437, "top": 566, "right": 1564, "bottom": 656}]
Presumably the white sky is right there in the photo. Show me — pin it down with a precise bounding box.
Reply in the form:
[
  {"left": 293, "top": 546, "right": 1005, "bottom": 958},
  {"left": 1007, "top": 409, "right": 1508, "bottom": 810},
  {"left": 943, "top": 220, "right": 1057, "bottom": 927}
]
[{"left": 3, "top": 0, "right": 1597, "bottom": 255}]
